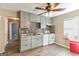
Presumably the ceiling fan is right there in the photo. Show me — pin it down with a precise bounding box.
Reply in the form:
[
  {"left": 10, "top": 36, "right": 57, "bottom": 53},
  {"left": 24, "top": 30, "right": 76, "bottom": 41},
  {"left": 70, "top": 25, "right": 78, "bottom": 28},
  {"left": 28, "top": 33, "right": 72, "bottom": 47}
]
[{"left": 35, "top": 3, "right": 65, "bottom": 15}]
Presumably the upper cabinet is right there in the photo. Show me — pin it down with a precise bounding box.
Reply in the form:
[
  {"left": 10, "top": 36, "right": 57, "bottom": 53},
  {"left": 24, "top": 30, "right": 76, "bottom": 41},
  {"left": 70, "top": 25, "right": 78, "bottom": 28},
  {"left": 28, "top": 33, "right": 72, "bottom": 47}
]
[
  {"left": 40, "top": 16, "right": 52, "bottom": 29},
  {"left": 41, "top": 16, "right": 46, "bottom": 29},
  {"left": 36, "top": 15, "right": 40, "bottom": 22},
  {"left": 19, "top": 11, "right": 52, "bottom": 29},
  {"left": 30, "top": 14, "right": 40, "bottom": 22},
  {"left": 20, "top": 11, "right": 30, "bottom": 28},
  {"left": 46, "top": 17, "right": 52, "bottom": 25}
]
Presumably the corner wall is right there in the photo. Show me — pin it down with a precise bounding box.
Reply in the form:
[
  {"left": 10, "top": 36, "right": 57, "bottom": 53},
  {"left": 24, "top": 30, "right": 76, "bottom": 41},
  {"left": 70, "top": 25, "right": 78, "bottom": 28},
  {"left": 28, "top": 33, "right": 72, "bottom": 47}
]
[{"left": 51, "top": 9, "right": 79, "bottom": 48}]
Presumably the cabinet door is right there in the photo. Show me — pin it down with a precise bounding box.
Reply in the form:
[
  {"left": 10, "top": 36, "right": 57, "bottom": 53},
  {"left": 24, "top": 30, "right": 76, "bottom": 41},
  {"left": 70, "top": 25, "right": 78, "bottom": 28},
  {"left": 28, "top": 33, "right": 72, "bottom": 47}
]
[
  {"left": 48, "top": 34, "right": 55, "bottom": 44},
  {"left": 20, "top": 11, "right": 30, "bottom": 28},
  {"left": 46, "top": 17, "right": 52, "bottom": 25},
  {"left": 30, "top": 14, "right": 36, "bottom": 22},
  {"left": 21, "top": 36, "right": 32, "bottom": 52},
  {"left": 41, "top": 16, "right": 46, "bottom": 28},
  {"left": 32, "top": 36, "right": 37, "bottom": 48},
  {"left": 43, "top": 34, "right": 49, "bottom": 46},
  {"left": 36, "top": 15, "right": 40, "bottom": 22},
  {"left": 37, "top": 35, "right": 43, "bottom": 47},
  {"left": 21, "top": 36, "right": 31, "bottom": 45},
  {"left": 31, "top": 14, "right": 40, "bottom": 22},
  {"left": 21, "top": 44, "right": 31, "bottom": 52}
]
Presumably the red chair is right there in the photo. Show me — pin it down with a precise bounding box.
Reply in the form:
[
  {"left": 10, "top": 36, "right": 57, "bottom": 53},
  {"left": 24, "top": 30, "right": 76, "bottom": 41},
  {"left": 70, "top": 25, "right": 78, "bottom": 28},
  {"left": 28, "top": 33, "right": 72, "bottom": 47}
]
[{"left": 70, "top": 40, "right": 79, "bottom": 53}]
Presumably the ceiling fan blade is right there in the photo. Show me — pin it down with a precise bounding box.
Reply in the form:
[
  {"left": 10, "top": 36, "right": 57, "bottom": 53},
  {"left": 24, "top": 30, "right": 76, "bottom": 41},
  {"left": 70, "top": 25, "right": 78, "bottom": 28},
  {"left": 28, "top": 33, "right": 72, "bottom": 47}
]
[
  {"left": 35, "top": 7, "right": 46, "bottom": 10},
  {"left": 54, "top": 3, "right": 60, "bottom": 7},
  {"left": 47, "top": 3, "right": 51, "bottom": 5},
  {"left": 38, "top": 11, "right": 47, "bottom": 15},
  {"left": 51, "top": 8, "right": 65, "bottom": 11}
]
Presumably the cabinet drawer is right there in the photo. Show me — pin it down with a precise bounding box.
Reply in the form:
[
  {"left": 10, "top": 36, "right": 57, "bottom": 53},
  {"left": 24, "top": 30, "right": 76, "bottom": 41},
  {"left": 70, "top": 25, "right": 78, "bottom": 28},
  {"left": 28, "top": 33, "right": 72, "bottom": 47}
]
[
  {"left": 21, "top": 39, "right": 31, "bottom": 42},
  {"left": 21, "top": 42, "right": 31, "bottom": 46},
  {"left": 21, "top": 44, "right": 31, "bottom": 52},
  {"left": 21, "top": 38, "right": 31, "bottom": 44}
]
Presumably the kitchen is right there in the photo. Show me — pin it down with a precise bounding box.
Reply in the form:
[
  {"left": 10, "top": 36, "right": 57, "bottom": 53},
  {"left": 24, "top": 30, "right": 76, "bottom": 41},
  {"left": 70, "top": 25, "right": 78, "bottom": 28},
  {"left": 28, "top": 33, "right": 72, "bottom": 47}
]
[
  {"left": 19, "top": 11, "right": 55, "bottom": 52},
  {"left": 0, "top": 3, "right": 79, "bottom": 56}
]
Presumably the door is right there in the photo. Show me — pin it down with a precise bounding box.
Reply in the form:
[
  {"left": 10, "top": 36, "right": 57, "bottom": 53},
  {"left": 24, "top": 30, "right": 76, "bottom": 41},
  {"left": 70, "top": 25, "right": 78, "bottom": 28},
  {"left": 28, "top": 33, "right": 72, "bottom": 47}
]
[
  {"left": 8, "top": 20, "right": 19, "bottom": 41},
  {"left": 12, "top": 23, "right": 18, "bottom": 40}
]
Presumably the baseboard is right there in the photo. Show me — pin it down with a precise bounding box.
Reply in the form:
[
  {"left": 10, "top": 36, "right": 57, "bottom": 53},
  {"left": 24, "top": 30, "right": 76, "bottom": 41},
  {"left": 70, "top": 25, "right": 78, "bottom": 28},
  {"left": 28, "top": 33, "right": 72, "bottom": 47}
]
[{"left": 55, "top": 43, "right": 70, "bottom": 49}]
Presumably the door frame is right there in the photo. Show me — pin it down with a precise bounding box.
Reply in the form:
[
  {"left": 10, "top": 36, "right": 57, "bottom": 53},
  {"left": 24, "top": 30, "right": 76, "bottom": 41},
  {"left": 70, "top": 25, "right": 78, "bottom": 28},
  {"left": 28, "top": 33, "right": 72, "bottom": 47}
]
[{"left": 8, "top": 17, "right": 19, "bottom": 41}]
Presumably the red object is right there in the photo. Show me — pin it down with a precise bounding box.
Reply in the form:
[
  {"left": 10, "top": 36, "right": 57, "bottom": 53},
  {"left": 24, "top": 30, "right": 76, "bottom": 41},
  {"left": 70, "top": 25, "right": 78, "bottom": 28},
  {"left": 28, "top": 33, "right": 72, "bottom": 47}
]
[{"left": 70, "top": 41, "right": 79, "bottom": 53}]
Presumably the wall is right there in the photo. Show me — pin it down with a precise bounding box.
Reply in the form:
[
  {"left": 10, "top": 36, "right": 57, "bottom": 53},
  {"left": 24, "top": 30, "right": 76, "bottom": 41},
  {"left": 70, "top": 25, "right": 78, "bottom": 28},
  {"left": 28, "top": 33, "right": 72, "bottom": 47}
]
[
  {"left": 0, "top": 8, "right": 17, "bottom": 17},
  {"left": 0, "top": 9, "right": 17, "bottom": 53},
  {"left": 51, "top": 9, "right": 79, "bottom": 48},
  {"left": 0, "top": 16, "right": 5, "bottom": 53}
]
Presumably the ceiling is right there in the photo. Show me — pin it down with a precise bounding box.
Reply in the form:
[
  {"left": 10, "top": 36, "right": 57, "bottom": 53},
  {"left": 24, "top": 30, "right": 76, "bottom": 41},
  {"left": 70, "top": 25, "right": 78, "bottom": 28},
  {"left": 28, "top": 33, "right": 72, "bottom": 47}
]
[{"left": 0, "top": 3, "right": 79, "bottom": 17}]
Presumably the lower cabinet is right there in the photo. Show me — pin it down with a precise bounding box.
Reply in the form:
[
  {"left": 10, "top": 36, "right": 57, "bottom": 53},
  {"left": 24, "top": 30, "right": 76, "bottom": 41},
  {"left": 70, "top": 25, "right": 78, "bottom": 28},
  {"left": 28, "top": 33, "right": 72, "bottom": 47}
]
[
  {"left": 21, "top": 35, "right": 32, "bottom": 52},
  {"left": 48, "top": 34, "right": 55, "bottom": 44},
  {"left": 32, "top": 35, "right": 43, "bottom": 48},
  {"left": 43, "top": 34, "right": 55, "bottom": 46},
  {"left": 21, "top": 44, "right": 31, "bottom": 52},
  {"left": 21, "top": 35, "right": 43, "bottom": 52},
  {"left": 32, "top": 36, "right": 37, "bottom": 48},
  {"left": 20, "top": 34, "right": 55, "bottom": 52},
  {"left": 36, "top": 35, "right": 43, "bottom": 47}
]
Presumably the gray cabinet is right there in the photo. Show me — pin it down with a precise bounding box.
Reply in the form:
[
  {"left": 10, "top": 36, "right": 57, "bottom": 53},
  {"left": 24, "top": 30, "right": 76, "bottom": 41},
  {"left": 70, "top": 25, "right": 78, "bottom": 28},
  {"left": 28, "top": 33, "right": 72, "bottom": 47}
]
[
  {"left": 36, "top": 35, "right": 43, "bottom": 47},
  {"left": 31, "top": 14, "right": 40, "bottom": 22},
  {"left": 36, "top": 15, "right": 40, "bottom": 22},
  {"left": 46, "top": 17, "right": 52, "bottom": 25},
  {"left": 30, "top": 14, "right": 36, "bottom": 22},
  {"left": 21, "top": 35, "right": 43, "bottom": 52},
  {"left": 20, "top": 11, "right": 30, "bottom": 28},
  {"left": 41, "top": 16, "right": 52, "bottom": 29},
  {"left": 21, "top": 35, "right": 32, "bottom": 52},
  {"left": 32, "top": 35, "right": 43, "bottom": 48},
  {"left": 41, "top": 16, "right": 46, "bottom": 28},
  {"left": 43, "top": 34, "right": 55, "bottom": 46},
  {"left": 32, "top": 36, "right": 37, "bottom": 48},
  {"left": 43, "top": 34, "right": 49, "bottom": 46},
  {"left": 48, "top": 34, "right": 55, "bottom": 44}
]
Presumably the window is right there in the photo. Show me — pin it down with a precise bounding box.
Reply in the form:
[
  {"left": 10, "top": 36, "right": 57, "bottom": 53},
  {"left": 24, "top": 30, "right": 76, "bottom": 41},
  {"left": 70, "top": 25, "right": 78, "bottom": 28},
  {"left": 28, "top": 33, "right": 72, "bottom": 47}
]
[{"left": 64, "top": 16, "right": 79, "bottom": 40}]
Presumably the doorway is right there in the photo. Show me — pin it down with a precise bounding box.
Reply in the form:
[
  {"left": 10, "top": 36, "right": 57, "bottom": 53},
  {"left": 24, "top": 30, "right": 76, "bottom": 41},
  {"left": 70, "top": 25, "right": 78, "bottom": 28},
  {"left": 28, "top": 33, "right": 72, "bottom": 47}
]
[
  {"left": 5, "top": 17, "right": 20, "bottom": 54},
  {"left": 8, "top": 20, "right": 19, "bottom": 41}
]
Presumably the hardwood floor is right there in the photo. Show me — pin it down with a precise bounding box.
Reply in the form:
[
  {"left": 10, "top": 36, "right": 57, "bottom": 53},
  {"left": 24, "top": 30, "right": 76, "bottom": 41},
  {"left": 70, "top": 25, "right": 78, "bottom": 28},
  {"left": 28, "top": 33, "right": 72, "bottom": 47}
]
[
  {"left": 20, "top": 44, "right": 79, "bottom": 56},
  {"left": 1, "top": 44, "right": 79, "bottom": 56},
  {"left": 4, "top": 40, "right": 20, "bottom": 56}
]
